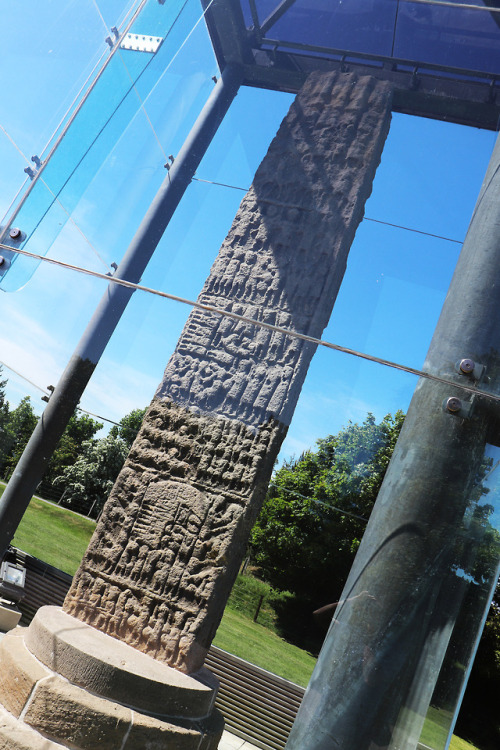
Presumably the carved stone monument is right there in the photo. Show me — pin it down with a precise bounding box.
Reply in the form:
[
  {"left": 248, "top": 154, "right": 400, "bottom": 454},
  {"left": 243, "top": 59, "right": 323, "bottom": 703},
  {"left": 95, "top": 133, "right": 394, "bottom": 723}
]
[{"left": 0, "top": 71, "right": 392, "bottom": 748}]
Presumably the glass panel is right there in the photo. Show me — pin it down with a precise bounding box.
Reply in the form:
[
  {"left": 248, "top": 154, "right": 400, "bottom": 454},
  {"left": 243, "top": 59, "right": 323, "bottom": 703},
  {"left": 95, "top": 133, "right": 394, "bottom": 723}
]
[
  {"left": 245, "top": 0, "right": 500, "bottom": 75},
  {"left": 422, "top": 446, "right": 500, "bottom": 748},
  {"left": 394, "top": 2, "right": 500, "bottom": 74},
  {"left": 1, "top": 0, "right": 110, "bottom": 158},
  {"left": 265, "top": 0, "right": 398, "bottom": 57},
  {"left": 55, "top": 4, "right": 220, "bottom": 274},
  {"left": 324, "top": 114, "right": 495, "bottom": 370},
  {"left": 92, "top": 0, "right": 142, "bottom": 31},
  {"left": 0, "top": 0, "right": 215, "bottom": 292}
]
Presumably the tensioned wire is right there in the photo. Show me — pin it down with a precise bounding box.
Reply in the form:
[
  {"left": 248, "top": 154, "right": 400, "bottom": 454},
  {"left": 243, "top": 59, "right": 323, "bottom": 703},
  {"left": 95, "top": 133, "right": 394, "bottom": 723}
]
[
  {"left": 190, "top": 177, "right": 464, "bottom": 244},
  {"left": 0, "top": 358, "right": 119, "bottom": 427},
  {"left": 2, "top": 241, "right": 498, "bottom": 408},
  {"left": 400, "top": 0, "right": 500, "bottom": 13},
  {"left": 268, "top": 483, "right": 370, "bottom": 523}
]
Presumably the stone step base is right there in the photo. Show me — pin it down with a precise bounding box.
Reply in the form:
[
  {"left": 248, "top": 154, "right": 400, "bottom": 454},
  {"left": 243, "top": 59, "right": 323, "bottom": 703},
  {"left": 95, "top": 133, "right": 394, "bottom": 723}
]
[
  {"left": 0, "top": 608, "right": 224, "bottom": 749},
  {"left": 0, "top": 600, "right": 21, "bottom": 632}
]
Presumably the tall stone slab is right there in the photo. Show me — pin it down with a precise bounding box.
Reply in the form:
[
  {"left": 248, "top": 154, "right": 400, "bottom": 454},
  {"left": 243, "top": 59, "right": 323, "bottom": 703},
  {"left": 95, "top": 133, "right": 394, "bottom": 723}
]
[{"left": 64, "top": 71, "right": 392, "bottom": 674}]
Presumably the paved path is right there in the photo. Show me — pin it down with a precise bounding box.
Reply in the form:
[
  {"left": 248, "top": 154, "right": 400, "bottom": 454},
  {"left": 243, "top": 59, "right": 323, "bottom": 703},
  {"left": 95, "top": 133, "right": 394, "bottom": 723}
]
[{"left": 219, "top": 730, "right": 261, "bottom": 749}]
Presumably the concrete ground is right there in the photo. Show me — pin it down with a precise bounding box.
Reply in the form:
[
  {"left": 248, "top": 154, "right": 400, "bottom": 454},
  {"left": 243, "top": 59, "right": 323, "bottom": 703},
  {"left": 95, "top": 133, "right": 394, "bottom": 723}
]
[{"left": 219, "top": 730, "right": 260, "bottom": 750}]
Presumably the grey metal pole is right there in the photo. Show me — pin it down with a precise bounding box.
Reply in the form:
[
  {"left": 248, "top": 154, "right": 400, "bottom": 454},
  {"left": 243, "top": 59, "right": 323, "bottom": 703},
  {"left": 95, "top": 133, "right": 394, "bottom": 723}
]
[
  {"left": 285, "top": 135, "right": 500, "bottom": 750},
  {"left": 0, "top": 63, "right": 243, "bottom": 560}
]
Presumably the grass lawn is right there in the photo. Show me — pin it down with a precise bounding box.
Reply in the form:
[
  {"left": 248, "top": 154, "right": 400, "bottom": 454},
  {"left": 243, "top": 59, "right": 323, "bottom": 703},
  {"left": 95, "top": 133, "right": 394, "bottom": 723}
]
[
  {"left": 213, "top": 606, "right": 317, "bottom": 686},
  {"left": 448, "top": 735, "right": 480, "bottom": 750},
  {"left": 0, "top": 484, "right": 96, "bottom": 576}
]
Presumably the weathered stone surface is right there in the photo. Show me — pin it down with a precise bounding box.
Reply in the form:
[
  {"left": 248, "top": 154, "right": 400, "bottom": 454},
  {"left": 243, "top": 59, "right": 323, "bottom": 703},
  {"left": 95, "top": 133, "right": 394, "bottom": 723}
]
[
  {"left": 0, "top": 704, "right": 63, "bottom": 750},
  {"left": 124, "top": 708, "right": 224, "bottom": 750},
  {"left": 158, "top": 73, "right": 393, "bottom": 430},
  {"left": 0, "top": 629, "right": 50, "bottom": 718},
  {"left": 65, "top": 408, "right": 285, "bottom": 673},
  {"left": 0, "top": 618, "right": 221, "bottom": 750},
  {"left": 24, "top": 676, "right": 131, "bottom": 750},
  {"left": 26, "top": 606, "right": 217, "bottom": 720},
  {"left": 0, "top": 601, "right": 21, "bottom": 631},
  {"left": 64, "top": 71, "right": 393, "bottom": 673}
]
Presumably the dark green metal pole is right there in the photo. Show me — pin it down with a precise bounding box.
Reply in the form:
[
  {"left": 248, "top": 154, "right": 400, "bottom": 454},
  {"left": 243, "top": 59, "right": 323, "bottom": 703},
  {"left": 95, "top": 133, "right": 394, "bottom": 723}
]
[
  {"left": 286, "top": 135, "right": 500, "bottom": 749},
  {"left": 0, "top": 63, "right": 243, "bottom": 560}
]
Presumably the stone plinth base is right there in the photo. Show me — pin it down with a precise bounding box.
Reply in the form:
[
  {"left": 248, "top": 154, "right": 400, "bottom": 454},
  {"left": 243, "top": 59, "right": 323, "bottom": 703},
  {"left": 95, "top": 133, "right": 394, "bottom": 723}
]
[
  {"left": 0, "top": 606, "right": 223, "bottom": 749},
  {"left": 0, "top": 599, "right": 21, "bottom": 632}
]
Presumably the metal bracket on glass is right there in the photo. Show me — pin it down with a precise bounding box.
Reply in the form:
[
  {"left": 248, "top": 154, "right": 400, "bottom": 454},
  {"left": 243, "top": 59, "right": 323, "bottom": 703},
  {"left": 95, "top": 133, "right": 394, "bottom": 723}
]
[
  {"left": 443, "top": 395, "right": 475, "bottom": 419},
  {"left": 106, "top": 262, "right": 118, "bottom": 277},
  {"left": 454, "top": 358, "right": 486, "bottom": 383},
  {"left": 25, "top": 155, "right": 43, "bottom": 181},
  {"left": 120, "top": 33, "right": 163, "bottom": 53},
  {"left": 105, "top": 27, "right": 120, "bottom": 49},
  {"left": 0, "top": 226, "right": 25, "bottom": 277}
]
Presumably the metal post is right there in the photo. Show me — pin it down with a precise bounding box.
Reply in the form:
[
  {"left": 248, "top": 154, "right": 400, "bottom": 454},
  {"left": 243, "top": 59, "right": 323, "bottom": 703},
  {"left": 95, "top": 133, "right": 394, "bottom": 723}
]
[
  {"left": 285, "top": 135, "right": 500, "bottom": 750},
  {"left": 0, "top": 63, "right": 243, "bottom": 560}
]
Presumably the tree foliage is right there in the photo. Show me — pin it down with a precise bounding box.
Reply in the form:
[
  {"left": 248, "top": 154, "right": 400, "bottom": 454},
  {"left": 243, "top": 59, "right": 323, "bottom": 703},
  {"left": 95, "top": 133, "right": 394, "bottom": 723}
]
[
  {"left": 0, "top": 367, "right": 11, "bottom": 471},
  {"left": 109, "top": 407, "right": 146, "bottom": 447},
  {"left": 251, "top": 411, "right": 405, "bottom": 610},
  {"left": 41, "top": 406, "right": 145, "bottom": 515},
  {"left": 1, "top": 396, "right": 38, "bottom": 475},
  {"left": 43, "top": 412, "right": 103, "bottom": 486},
  {"left": 54, "top": 434, "right": 129, "bottom": 518}
]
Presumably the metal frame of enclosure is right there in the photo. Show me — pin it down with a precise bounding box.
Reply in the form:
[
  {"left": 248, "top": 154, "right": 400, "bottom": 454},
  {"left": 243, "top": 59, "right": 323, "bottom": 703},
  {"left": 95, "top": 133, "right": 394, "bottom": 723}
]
[
  {"left": 202, "top": 0, "right": 500, "bottom": 129},
  {"left": 0, "top": 2, "right": 499, "bottom": 750}
]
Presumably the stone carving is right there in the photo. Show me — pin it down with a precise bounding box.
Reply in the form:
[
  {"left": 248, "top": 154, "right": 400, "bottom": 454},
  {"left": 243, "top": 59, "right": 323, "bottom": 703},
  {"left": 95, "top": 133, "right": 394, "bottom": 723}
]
[{"left": 64, "top": 71, "right": 392, "bottom": 673}]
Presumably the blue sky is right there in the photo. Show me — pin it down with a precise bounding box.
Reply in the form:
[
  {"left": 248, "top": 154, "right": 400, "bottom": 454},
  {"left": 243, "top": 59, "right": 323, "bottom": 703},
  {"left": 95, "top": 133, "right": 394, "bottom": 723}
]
[{"left": 0, "top": 0, "right": 497, "bottom": 463}]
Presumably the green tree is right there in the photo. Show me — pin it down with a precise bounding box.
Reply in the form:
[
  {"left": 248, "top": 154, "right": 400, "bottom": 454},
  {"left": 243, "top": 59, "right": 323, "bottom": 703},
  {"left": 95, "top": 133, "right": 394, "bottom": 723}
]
[
  {"left": 109, "top": 407, "right": 146, "bottom": 448},
  {"left": 54, "top": 434, "right": 129, "bottom": 518},
  {"left": 251, "top": 412, "right": 405, "bottom": 610},
  {"left": 0, "top": 367, "right": 11, "bottom": 472},
  {"left": 2, "top": 396, "right": 38, "bottom": 476},
  {"left": 43, "top": 412, "right": 103, "bottom": 487}
]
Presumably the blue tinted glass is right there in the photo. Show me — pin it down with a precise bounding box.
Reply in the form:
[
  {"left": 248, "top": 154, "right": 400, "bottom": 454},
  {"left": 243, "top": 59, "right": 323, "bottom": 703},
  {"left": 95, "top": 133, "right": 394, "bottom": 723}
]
[
  {"left": 254, "top": 0, "right": 284, "bottom": 25},
  {"left": 262, "top": 0, "right": 397, "bottom": 57},
  {"left": 394, "top": 3, "right": 500, "bottom": 74},
  {"left": 246, "top": 0, "right": 500, "bottom": 75},
  {"left": 0, "top": 0, "right": 204, "bottom": 292}
]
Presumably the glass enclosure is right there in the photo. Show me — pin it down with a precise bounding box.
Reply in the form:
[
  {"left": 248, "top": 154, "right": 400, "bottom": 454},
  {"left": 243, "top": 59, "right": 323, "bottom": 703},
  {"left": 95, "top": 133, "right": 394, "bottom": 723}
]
[
  {"left": 241, "top": 0, "right": 500, "bottom": 75},
  {"left": 0, "top": 2, "right": 499, "bottom": 750}
]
